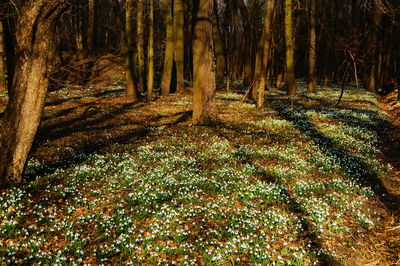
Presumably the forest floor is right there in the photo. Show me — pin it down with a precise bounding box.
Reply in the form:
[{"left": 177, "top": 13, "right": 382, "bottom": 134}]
[{"left": 0, "top": 63, "right": 400, "bottom": 264}]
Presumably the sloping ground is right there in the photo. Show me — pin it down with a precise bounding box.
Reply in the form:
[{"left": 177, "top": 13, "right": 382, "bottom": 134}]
[{"left": 0, "top": 81, "right": 399, "bottom": 264}]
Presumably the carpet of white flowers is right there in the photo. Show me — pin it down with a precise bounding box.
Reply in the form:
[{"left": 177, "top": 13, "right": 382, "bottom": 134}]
[{"left": 0, "top": 84, "right": 394, "bottom": 264}]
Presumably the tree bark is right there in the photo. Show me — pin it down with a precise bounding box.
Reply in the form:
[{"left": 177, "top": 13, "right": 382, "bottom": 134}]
[
  {"left": 0, "top": 0, "right": 67, "bottom": 186},
  {"left": 161, "top": 0, "right": 174, "bottom": 96},
  {"left": 258, "top": 0, "right": 276, "bottom": 107},
  {"left": 88, "top": 0, "right": 96, "bottom": 52},
  {"left": 0, "top": 21, "right": 6, "bottom": 94},
  {"left": 137, "top": 0, "right": 145, "bottom": 92},
  {"left": 212, "top": 1, "right": 226, "bottom": 85},
  {"left": 192, "top": 0, "right": 217, "bottom": 125},
  {"left": 307, "top": 0, "right": 316, "bottom": 93},
  {"left": 367, "top": 3, "right": 381, "bottom": 92},
  {"left": 174, "top": 0, "right": 185, "bottom": 93},
  {"left": 125, "top": 0, "right": 139, "bottom": 100},
  {"left": 147, "top": 0, "right": 154, "bottom": 101},
  {"left": 284, "top": 0, "right": 297, "bottom": 95},
  {"left": 236, "top": 0, "right": 252, "bottom": 84}
]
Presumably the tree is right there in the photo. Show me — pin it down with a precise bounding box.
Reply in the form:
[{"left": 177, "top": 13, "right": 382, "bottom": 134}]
[
  {"left": 88, "top": 0, "right": 97, "bottom": 52},
  {"left": 192, "top": 0, "right": 217, "bottom": 125},
  {"left": 307, "top": 0, "right": 316, "bottom": 93},
  {"left": 212, "top": 0, "right": 226, "bottom": 84},
  {"left": 367, "top": 0, "right": 382, "bottom": 91},
  {"left": 0, "top": 0, "right": 67, "bottom": 186},
  {"left": 0, "top": 21, "right": 6, "bottom": 94},
  {"left": 284, "top": 0, "right": 297, "bottom": 95},
  {"left": 147, "top": 0, "right": 154, "bottom": 101},
  {"left": 125, "top": 0, "right": 139, "bottom": 100},
  {"left": 258, "top": 0, "right": 276, "bottom": 107},
  {"left": 161, "top": 0, "right": 174, "bottom": 96},
  {"left": 174, "top": 0, "right": 185, "bottom": 93},
  {"left": 137, "top": 0, "right": 145, "bottom": 92}
]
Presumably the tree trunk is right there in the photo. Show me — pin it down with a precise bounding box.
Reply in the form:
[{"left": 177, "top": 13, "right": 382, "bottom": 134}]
[
  {"left": 192, "top": 0, "right": 217, "bottom": 125},
  {"left": 367, "top": 2, "right": 381, "bottom": 91},
  {"left": 88, "top": 0, "right": 96, "bottom": 52},
  {"left": 147, "top": 0, "right": 154, "bottom": 101},
  {"left": 137, "top": 0, "right": 145, "bottom": 92},
  {"left": 161, "top": 0, "right": 175, "bottom": 96},
  {"left": 0, "top": 21, "right": 6, "bottom": 94},
  {"left": 212, "top": 1, "right": 226, "bottom": 85},
  {"left": 174, "top": 0, "right": 185, "bottom": 93},
  {"left": 0, "top": 0, "right": 66, "bottom": 186},
  {"left": 258, "top": 0, "right": 276, "bottom": 107},
  {"left": 236, "top": 0, "right": 252, "bottom": 84},
  {"left": 125, "top": 0, "right": 139, "bottom": 100},
  {"left": 251, "top": 35, "right": 264, "bottom": 101},
  {"left": 306, "top": 0, "right": 316, "bottom": 93},
  {"left": 284, "top": 0, "right": 297, "bottom": 95}
]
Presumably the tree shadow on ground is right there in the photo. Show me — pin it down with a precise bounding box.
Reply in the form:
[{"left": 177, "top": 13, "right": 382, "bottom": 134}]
[
  {"left": 27, "top": 108, "right": 192, "bottom": 182},
  {"left": 266, "top": 98, "right": 400, "bottom": 218},
  {"left": 211, "top": 123, "right": 339, "bottom": 264}
]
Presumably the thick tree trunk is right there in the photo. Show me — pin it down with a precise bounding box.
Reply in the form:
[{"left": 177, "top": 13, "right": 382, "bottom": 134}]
[
  {"left": 212, "top": 1, "right": 226, "bottom": 85},
  {"left": 161, "top": 0, "right": 174, "bottom": 96},
  {"left": 284, "top": 0, "right": 297, "bottom": 95},
  {"left": 258, "top": 0, "right": 276, "bottom": 107},
  {"left": 125, "top": 0, "right": 139, "bottom": 100},
  {"left": 192, "top": 0, "right": 217, "bottom": 125},
  {"left": 0, "top": 21, "right": 6, "bottom": 94},
  {"left": 147, "top": 0, "right": 154, "bottom": 101},
  {"left": 307, "top": 0, "right": 316, "bottom": 93},
  {"left": 174, "top": 0, "right": 185, "bottom": 93},
  {"left": 0, "top": 0, "right": 66, "bottom": 186}
]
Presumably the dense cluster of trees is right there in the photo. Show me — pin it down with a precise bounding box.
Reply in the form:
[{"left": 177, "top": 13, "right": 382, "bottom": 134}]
[{"left": 0, "top": 0, "right": 399, "bottom": 185}]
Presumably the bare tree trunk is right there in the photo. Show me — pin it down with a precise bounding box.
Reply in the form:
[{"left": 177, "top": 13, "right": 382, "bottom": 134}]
[
  {"left": 307, "top": 0, "right": 316, "bottom": 93},
  {"left": 137, "top": 0, "right": 145, "bottom": 92},
  {"left": 174, "top": 0, "right": 185, "bottom": 93},
  {"left": 236, "top": 0, "right": 252, "bottom": 84},
  {"left": 367, "top": 2, "right": 381, "bottom": 91},
  {"left": 284, "top": 0, "right": 297, "bottom": 95},
  {"left": 258, "top": 0, "right": 276, "bottom": 107},
  {"left": 192, "top": 0, "right": 217, "bottom": 125},
  {"left": 212, "top": 0, "right": 226, "bottom": 85},
  {"left": 147, "top": 0, "right": 154, "bottom": 101},
  {"left": 0, "top": 21, "right": 6, "bottom": 94},
  {"left": 0, "top": 0, "right": 66, "bottom": 186},
  {"left": 161, "top": 0, "right": 175, "bottom": 96},
  {"left": 88, "top": 0, "right": 96, "bottom": 52},
  {"left": 125, "top": 0, "right": 139, "bottom": 100},
  {"left": 251, "top": 36, "right": 264, "bottom": 101}
]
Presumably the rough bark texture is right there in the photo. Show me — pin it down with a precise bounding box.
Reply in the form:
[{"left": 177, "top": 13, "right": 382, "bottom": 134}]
[
  {"left": 258, "top": 0, "right": 276, "bottom": 107},
  {"left": 212, "top": 1, "right": 226, "bottom": 84},
  {"left": 0, "top": 21, "right": 6, "bottom": 93},
  {"left": 147, "top": 0, "right": 154, "bottom": 101},
  {"left": 192, "top": 0, "right": 217, "bottom": 125},
  {"left": 174, "top": 0, "right": 185, "bottom": 93},
  {"left": 0, "top": 0, "right": 66, "bottom": 186},
  {"left": 307, "top": 0, "right": 316, "bottom": 93},
  {"left": 125, "top": 0, "right": 139, "bottom": 100},
  {"left": 284, "top": 0, "right": 297, "bottom": 95},
  {"left": 161, "top": 0, "right": 174, "bottom": 96}
]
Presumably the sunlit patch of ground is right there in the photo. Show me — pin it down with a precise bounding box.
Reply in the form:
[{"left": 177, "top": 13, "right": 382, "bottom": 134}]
[{"left": 0, "top": 81, "right": 399, "bottom": 264}]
